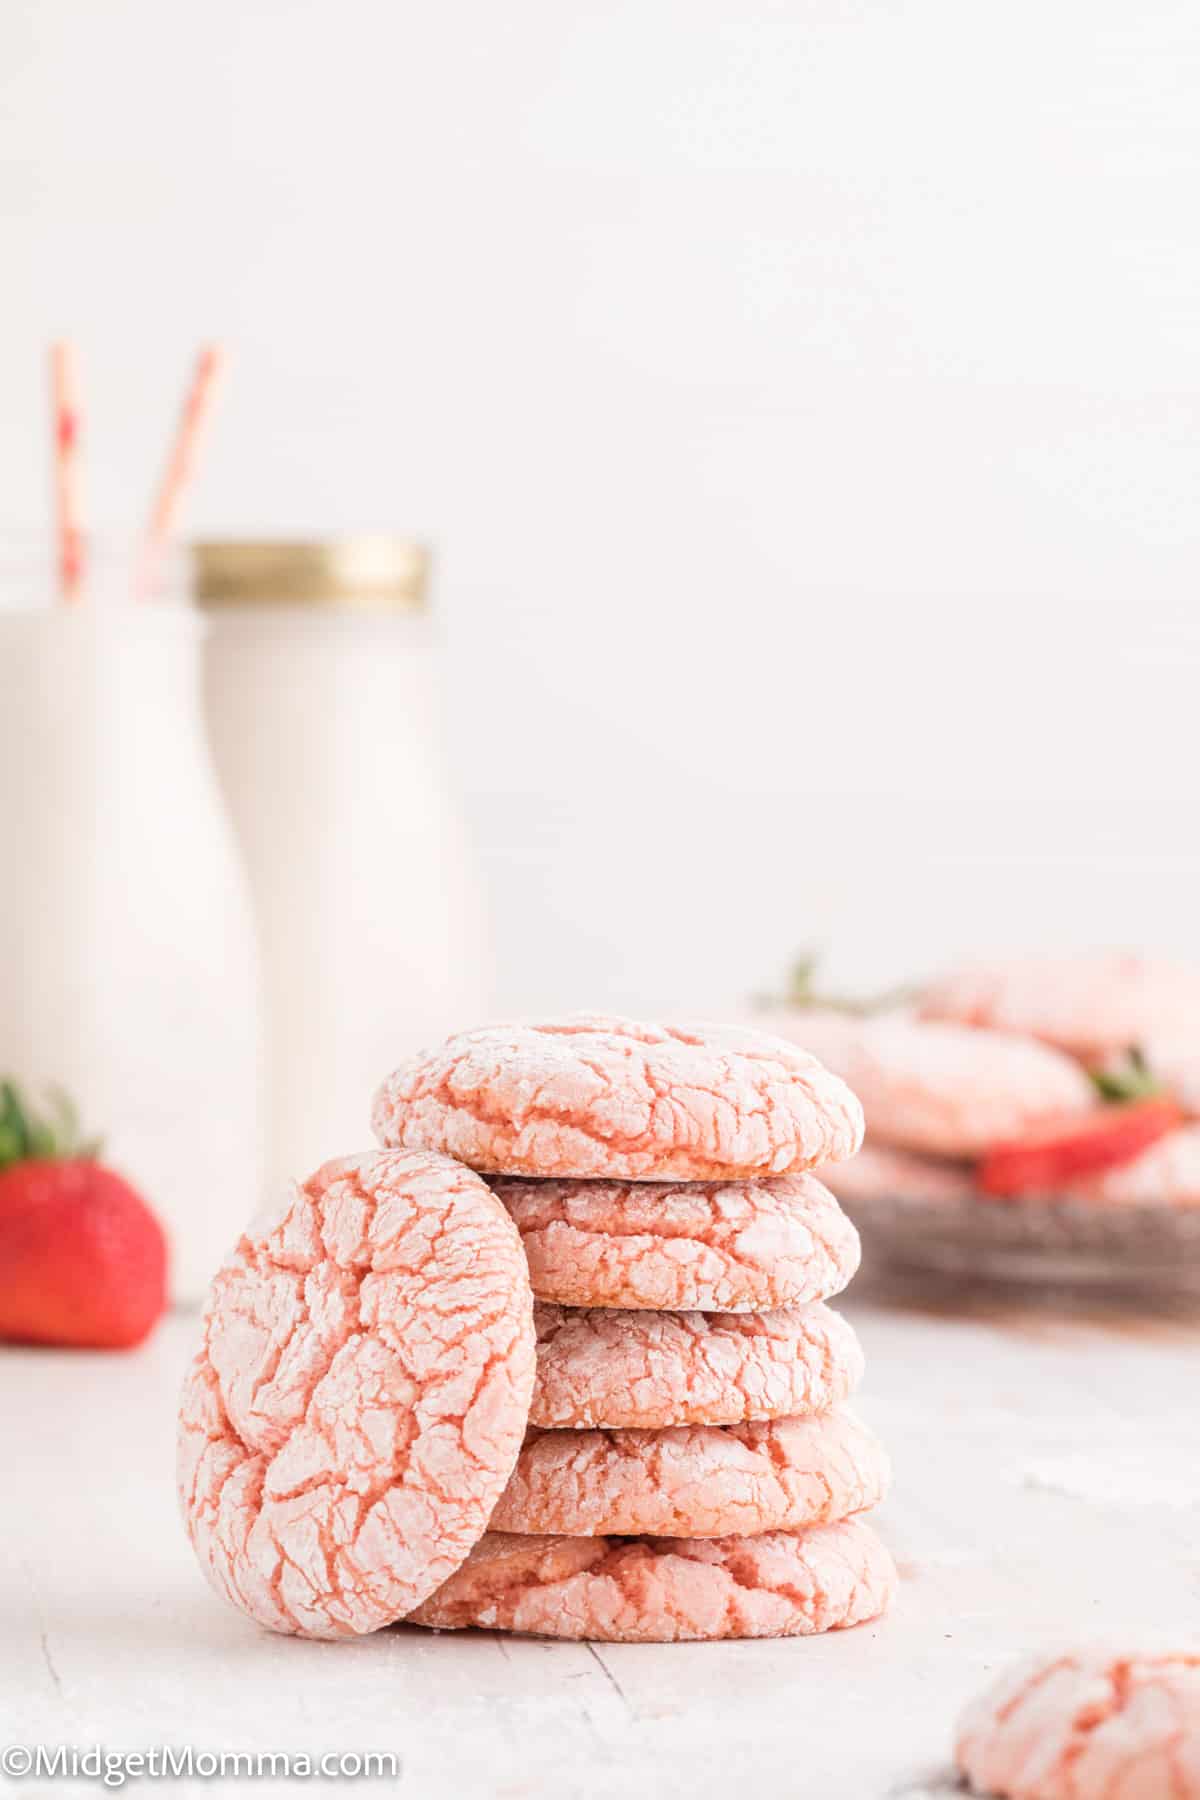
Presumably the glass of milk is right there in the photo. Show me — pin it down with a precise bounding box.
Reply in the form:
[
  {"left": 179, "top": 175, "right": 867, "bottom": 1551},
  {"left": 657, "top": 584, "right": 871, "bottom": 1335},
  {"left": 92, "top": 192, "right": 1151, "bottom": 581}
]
[
  {"left": 0, "top": 539, "right": 262, "bottom": 1303},
  {"left": 195, "top": 537, "right": 490, "bottom": 1190}
]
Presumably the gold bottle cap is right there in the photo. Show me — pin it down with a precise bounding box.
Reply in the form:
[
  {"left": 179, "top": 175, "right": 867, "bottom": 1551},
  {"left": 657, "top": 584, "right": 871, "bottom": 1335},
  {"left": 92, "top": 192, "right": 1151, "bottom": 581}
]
[{"left": 192, "top": 536, "right": 429, "bottom": 610}]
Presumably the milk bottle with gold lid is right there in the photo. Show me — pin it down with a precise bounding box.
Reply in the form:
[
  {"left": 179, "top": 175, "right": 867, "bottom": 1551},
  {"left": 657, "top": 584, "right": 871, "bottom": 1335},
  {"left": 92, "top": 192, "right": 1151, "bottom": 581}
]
[{"left": 196, "top": 537, "right": 490, "bottom": 1188}]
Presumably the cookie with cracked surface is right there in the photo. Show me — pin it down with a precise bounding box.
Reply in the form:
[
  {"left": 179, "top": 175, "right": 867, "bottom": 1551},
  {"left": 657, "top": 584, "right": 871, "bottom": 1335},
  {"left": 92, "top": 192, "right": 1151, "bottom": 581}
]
[
  {"left": 176, "top": 1150, "right": 536, "bottom": 1639},
  {"left": 494, "top": 1170, "right": 860, "bottom": 1311},
  {"left": 764, "top": 1008, "right": 1095, "bottom": 1159},
  {"left": 371, "top": 1014, "right": 864, "bottom": 1181},
  {"left": 491, "top": 1405, "right": 888, "bottom": 1538},
  {"left": 530, "top": 1299, "right": 863, "bottom": 1429},
  {"left": 408, "top": 1518, "right": 897, "bottom": 1642},
  {"left": 956, "top": 1647, "right": 1200, "bottom": 1798},
  {"left": 921, "top": 951, "right": 1200, "bottom": 1062}
]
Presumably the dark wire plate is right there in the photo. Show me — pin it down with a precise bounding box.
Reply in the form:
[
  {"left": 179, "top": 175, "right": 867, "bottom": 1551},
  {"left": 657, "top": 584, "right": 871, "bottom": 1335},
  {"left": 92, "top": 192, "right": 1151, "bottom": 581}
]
[{"left": 840, "top": 1188, "right": 1200, "bottom": 1298}]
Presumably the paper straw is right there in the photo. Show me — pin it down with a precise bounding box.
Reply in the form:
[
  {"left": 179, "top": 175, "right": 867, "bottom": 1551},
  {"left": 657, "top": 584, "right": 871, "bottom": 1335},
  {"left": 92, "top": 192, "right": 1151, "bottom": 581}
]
[
  {"left": 50, "top": 342, "right": 84, "bottom": 604},
  {"left": 139, "top": 344, "right": 226, "bottom": 599}
]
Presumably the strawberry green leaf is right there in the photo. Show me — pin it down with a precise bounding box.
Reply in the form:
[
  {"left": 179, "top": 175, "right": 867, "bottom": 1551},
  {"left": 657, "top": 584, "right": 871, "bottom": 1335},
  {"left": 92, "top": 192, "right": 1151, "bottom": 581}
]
[
  {"left": 756, "top": 950, "right": 917, "bottom": 1017},
  {"left": 1090, "top": 1046, "right": 1164, "bottom": 1106},
  {"left": 0, "top": 1079, "right": 95, "bottom": 1169}
]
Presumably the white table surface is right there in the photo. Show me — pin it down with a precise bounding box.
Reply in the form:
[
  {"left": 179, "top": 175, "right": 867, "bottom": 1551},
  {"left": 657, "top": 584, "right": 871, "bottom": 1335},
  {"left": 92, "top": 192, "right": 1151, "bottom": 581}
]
[{"left": 5, "top": 1288, "right": 1200, "bottom": 1799}]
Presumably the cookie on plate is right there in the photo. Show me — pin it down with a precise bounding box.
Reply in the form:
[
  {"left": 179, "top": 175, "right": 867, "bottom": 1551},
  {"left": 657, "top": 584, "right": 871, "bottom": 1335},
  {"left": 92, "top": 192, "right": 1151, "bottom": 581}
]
[{"left": 765, "top": 1009, "right": 1094, "bottom": 1159}]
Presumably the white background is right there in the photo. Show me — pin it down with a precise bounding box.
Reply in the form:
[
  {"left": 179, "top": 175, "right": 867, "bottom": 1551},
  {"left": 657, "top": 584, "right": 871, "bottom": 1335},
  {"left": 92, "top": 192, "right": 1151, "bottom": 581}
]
[{"left": 4, "top": 0, "right": 1200, "bottom": 1017}]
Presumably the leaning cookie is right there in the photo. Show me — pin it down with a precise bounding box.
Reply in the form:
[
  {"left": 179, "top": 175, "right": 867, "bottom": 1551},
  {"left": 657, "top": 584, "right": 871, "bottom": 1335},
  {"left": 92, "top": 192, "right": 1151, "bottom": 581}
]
[
  {"left": 176, "top": 1151, "right": 535, "bottom": 1639},
  {"left": 494, "top": 1171, "right": 860, "bottom": 1311},
  {"left": 372, "top": 1015, "right": 864, "bottom": 1181},
  {"left": 530, "top": 1300, "right": 863, "bottom": 1429},
  {"left": 956, "top": 1646, "right": 1200, "bottom": 1799},
  {"left": 408, "top": 1519, "right": 897, "bottom": 1642},
  {"left": 491, "top": 1407, "right": 889, "bottom": 1538}
]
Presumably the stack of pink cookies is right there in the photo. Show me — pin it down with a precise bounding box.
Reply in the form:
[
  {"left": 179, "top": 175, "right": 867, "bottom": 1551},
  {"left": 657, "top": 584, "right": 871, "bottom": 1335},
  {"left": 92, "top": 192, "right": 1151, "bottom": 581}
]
[
  {"left": 176, "top": 1014, "right": 896, "bottom": 1645},
  {"left": 373, "top": 1015, "right": 898, "bottom": 1644}
]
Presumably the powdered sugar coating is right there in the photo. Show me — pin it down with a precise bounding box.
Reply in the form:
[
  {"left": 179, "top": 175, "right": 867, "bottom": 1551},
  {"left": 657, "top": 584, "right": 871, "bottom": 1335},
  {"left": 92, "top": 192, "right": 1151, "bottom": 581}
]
[
  {"left": 372, "top": 1015, "right": 864, "bottom": 1181},
  {"left": 765, "top": 1008, "right": 1094, "bottom": 1158},
  {"left": 491, "top": 1406, "right": 888, "bottom": 1537},
  {"left": 530, "top": 1299, "right": 863, "bottom": 1429},
  {"left": 494, "top": 1171, "right": 860, "bottom": 1311},
  {"left": 409, "top": 1518, "right": 897, "bottom": 1642},
  {"left": 176, "top": 1150, "right": 535, "bottom": 1639},
  {"left": 921, "top": 952, "right": 1200, "bottom": 1062},
  {"left": 956, "top": 1647, "right": 1200, "bottom": 1798}
]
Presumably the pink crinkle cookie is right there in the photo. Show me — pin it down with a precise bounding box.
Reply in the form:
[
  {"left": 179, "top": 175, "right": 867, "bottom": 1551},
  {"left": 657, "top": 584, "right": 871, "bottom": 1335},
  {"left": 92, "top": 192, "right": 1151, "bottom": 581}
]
[
  {"left": 408, "top": 1518, "right": 897, "bottom": 1642},
  {"left": 493, "top": 1171, "right": 860, "bottom": 1311},
  {"left": 822, "top": 1143, "right": 979, "bottom": 1206},
  {"left": 371, "top": 1014, "right": 864, "bottom": 1181},
  {"left": 530, "top": 1299, "right": 863, "bottom": 1429},
  {"left": 490, "top": 1405, "right": 888, "bottom": 1537},
  {"left": 176, "top": 1150, "right": 535, "bottom": 1639},
  {"left": 921, "top": 951, "right": 1200, "bottom": 1062},
  {"left": 764, "top": 1008, "right": 1094, "bottom": 1159},
  {"left": 956, "top": 1647, "right": 1200, "bottom": 1799}
]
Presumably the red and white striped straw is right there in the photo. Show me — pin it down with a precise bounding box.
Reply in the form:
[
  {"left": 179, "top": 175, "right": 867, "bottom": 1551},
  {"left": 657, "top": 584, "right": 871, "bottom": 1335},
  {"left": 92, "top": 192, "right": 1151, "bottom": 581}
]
[
  {"left": 138, "top": 343, "right": 227, "bottom": 599},
  {"left": 49, "top": 341, "right": 84, "bottom": 604}
]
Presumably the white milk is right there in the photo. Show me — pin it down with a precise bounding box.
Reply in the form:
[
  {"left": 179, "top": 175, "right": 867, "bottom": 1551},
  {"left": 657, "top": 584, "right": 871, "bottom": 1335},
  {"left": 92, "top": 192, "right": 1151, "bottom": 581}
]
[
  {"left": 198, "top": 543, "right": 489, "bottom": 1189},
  {"left": 0, "top": 606, "right": 262, "bottom": 1300}
]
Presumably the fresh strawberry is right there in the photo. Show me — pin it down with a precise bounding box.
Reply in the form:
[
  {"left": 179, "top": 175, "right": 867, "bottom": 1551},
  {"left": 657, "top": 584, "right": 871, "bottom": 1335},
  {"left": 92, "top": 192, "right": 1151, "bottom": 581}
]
[
  {"left": 0, "top": 1083, "right": 167, "bottom": 1349},
  {"left": 978, "top": 1096, "right": 1184, "bottom": 1197}
]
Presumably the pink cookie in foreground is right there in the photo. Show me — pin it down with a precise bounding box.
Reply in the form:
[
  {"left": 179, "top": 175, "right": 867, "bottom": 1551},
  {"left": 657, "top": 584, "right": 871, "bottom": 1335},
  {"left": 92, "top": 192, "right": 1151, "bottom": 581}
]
[
  {"left": 921, "top": 951, "right": 1200, "bottom": 1062},
  {"left": 956, "top": 1647, "right": 1200, "bottom": 1798},
  {"left": 408, "top": 1519, "right": 897, "bottom": 1642},
  {"left": 372, "top": 1015, "right": 864, "bottom": 1181},
  {"left": 764, "top": 1008, "right": 1094, "bottom": 1159},
  {"left": 491, "top": 1406, "right": 888, "bottom": 1537},
  {"left": 530, "top": 1299, "right": 863, "bottom": 1429},
  {"left": 176, "top": 1151, "right": 535, "bottom": 1639},
  {"left": 493, "top": 1171, "right": 860, "bottom": 1311}
]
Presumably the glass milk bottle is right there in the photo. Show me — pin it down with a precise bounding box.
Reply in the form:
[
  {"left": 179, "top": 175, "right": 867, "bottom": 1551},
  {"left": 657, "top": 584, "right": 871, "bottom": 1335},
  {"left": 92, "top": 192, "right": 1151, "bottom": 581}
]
[
  {"left": 196, "top": 537, "right": 490, "bottom": 1188},
  {"left": 0, "top": 543, "right": 262, "bottom": 1302}
]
